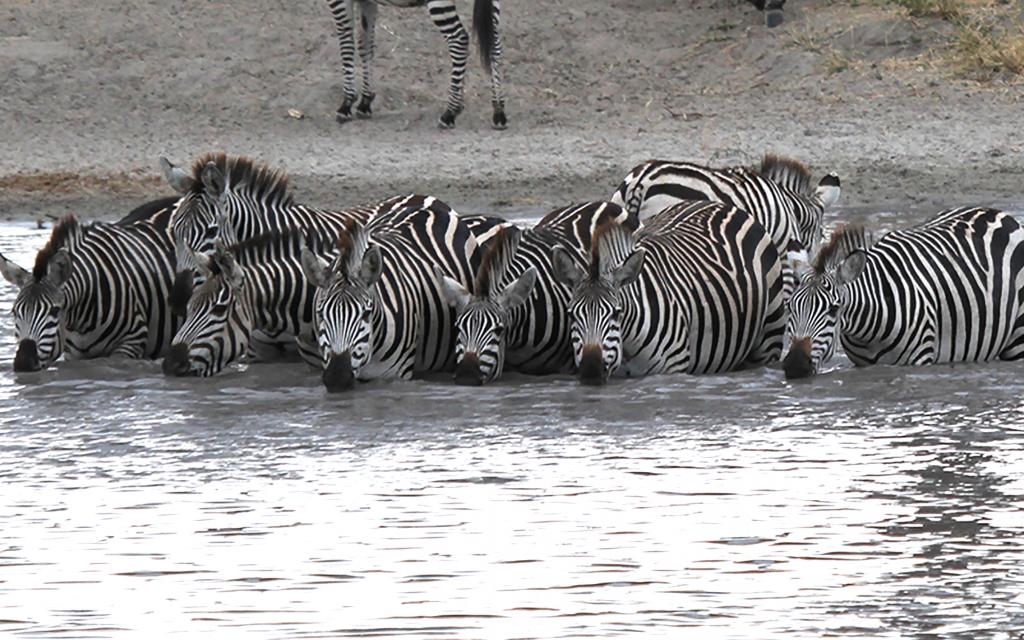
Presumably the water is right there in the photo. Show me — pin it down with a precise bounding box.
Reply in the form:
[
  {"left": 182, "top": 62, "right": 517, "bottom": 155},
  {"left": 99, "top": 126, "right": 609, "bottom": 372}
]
[{"left": 2, "top": 214, "right": 1024, "bottom": 639}]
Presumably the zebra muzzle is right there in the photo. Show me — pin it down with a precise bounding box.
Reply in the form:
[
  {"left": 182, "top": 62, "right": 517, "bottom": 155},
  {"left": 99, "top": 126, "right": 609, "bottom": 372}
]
[
  {"left": 578, "top": 345, "right": 607, "bottom": 386},
  {"left": 13, "top": 339, "right": 41, "bottom": 372},
  {"left": 323, "top": 351, "right": 355, "bottom": 393},
  {"left": 162, "top": 343, "right": 193, "bottom": 377},
  {"left": 454, "top": 352, "right": 484, "bottom": 386},
  {"left": 783, "top": 338, "right": 815, "bottom": 380}
]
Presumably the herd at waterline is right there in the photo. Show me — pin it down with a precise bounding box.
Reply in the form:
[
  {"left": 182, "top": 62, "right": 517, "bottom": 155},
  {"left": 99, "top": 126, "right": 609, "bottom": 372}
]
[{"left": 2, "top": 152, "right": 1023, "bottom": 392}]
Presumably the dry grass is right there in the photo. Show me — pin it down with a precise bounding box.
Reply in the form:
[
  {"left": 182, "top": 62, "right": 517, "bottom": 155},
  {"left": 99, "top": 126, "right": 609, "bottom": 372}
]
[
  {"left": 889, "top": 0, "right": 1024, "bottom": 81},
  {"left": 0, "top": 171, "right": 162, "bottom": 195}
]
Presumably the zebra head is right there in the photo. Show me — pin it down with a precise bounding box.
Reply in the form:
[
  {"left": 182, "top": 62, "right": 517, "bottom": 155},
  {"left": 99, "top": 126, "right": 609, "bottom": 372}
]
[
  {"left": 163, "top": 244, "right": 252, "bottom": 377},
  {"left": 301, "top": 225, "right": 381, "bottom": 393},
  {"left": 435, "top": 227, "right": 537, "bottom": 386},
  {"left": 552, "top": 222, "right": 645, "bottom": 386},
  {"left": 784, "top": 231, "right": 869, "bottom": 379},
  {"left": 1, "top": 248, "right": 73, "bottom": 372}
]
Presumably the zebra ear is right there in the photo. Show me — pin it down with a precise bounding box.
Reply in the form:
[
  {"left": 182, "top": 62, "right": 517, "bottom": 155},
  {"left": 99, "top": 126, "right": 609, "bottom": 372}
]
[
  {"left": 359, "top": 245, "right": 383, "bottom": 287},
  {"left": 46, "top": 250, "right": 74, "bottom": 287},
  {"left": 551, "top": 246, "right": 583, "bottom": 289},
  {"left": 816, "top": 173, "right": 841, "bottom": 208},
  {"left": 189, "top": 248, "right": 215, "bottom": 280},
  {"left": 0, "top": 252, "right": 33, "bottom": 289},
  {"left": 499, "top": 266, "right": 537, "bottom": 310},
  {"left": 160, "top": 157, "right": 195, "bottom": 193},
  {"left": 300, "top": 246, "right": 332, "bottom": 289},
  {"left": 612, "top": 248, "right": 645, "bottom": 288},
  {"left": 837, "top": 250, "right": 867, "bottom": 285},
  {"left": 215, "top": 250, "right": 245, "bottom": 290},
  {"left": 201, "top": 162, "right": 227, "bottom": 201},
  {"left": 434, "top": 265, "right": 472, "bottom": 312}
]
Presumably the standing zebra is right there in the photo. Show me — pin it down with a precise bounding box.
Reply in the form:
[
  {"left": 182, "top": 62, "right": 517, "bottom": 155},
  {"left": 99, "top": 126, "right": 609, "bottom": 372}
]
[
  {"left": 325, "top": 0, "right": 506, "bottom": 129},
  {"left": 611, "top": 154, "right": 840, "bottom": 294},
  {"left": 301, "top": 204, "right": 478, "bottom": 391},
  {"left": 552, "top": 200, "right": 785, "bottom": 384},
  {"left": 0, "top": 203, "right": 180, "bottom": 372},
  {"left": 783, "top": 207, "right": 1024, "bottom": 379},
  {"left": 162, "top": 230, "right": 339, "bottom": 377},
  {"left": 436, "top": 201, "right": 631, "bottom": 385}
]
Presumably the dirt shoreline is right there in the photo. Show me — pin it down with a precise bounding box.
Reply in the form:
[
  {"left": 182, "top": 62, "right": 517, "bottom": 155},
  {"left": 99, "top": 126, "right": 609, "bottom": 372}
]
[{"left": 1, "top": 0, "right": 1022, "bottom": 223}]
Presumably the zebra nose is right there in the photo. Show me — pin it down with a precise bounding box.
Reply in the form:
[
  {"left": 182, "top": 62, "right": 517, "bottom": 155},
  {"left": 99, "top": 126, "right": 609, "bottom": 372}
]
[
  {"left": 454, "top": 352, "right": 484, "bottom": 386},
  {"left": 13, "top": 339, "right": 41, "bottom": 372},
  {"left": 578, "top": 344, "right": 606, "bottom": 386},
  {"left": 162, "top": 343, "right": 192, "bottom": 377},
  {"left": 323, "top": 350, "right": 355, "bottom": 393},
  {"left": 783, "top": 339, "right": 815, "bottom": 380}
]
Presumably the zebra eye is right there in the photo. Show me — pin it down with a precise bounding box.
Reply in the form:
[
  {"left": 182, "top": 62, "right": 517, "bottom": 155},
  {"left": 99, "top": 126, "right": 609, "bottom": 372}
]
[
  {"left": 211, "top": 303, "right": 229, "bottom": 315},
  {"left": 361, "top": 307, "right": 372, "bottom": 321},
  {"left": 48, "top": 307, "right": 61, "bottom": 318},
  {"left": 494, "top": 325, "right": 505, "bottom": 338},
  {"left": 828, "top": 303, "right": 840, "bottom": 315}
]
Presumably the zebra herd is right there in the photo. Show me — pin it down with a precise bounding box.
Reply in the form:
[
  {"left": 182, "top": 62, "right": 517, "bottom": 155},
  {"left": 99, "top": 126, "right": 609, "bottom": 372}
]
[{"left": 3, "top": 151, "right": 1024, "bottom": 391}]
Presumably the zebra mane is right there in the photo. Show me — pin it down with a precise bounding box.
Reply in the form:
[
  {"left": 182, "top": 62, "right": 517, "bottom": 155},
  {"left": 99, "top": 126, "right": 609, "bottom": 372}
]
[
  {"left": 589, "top": 220, "right": 636, "bottom": 281},
  {"left": 759, "top": 154, "right": 813, "bottom": 196},
  {"left": 334, "top": 220, "right": 370, "bottom": 280},
  {"left": 34, "top": 215, "right": 84, "bottom": 280},
  {"left": 814, "top": 224, "right": 875, "bottom": 274},
  {"left": 474, "top": 226, "right": 521, "bottom": 298},
  {"left": 190, "top": 152, "right": 294, "bottom": 208}
]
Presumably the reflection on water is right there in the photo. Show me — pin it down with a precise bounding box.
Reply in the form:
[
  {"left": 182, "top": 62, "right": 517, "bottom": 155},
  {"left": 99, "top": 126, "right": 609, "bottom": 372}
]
[{"left": 1, "top": 214, "right": 1024, "bottom": 639}]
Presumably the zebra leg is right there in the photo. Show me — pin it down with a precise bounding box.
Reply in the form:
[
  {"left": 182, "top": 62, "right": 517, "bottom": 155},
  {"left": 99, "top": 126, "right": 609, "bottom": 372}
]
[
  {"left": 356, "top": 1, "right": 378, "bottom": 117},
  {"left": 474, "top": 0, "right": 506, "bottom": 129},
  {"left": 427, "top": 0, "right": 469, "bottom": 128},
  {"left": 327, "top": 0, "right": 359, "bottom": 122}
]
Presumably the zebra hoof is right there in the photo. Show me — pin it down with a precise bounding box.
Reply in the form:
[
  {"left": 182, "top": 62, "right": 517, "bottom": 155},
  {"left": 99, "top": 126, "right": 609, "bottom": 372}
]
[
  {"left": 356, "top": 94, "right": 374, "bottom": 118},
  {"left": 336, "top": 109, "right": 353, "bottom": 124},
  {"left": 438, "top": 111, "right": 458, "bottom": 129},
  {"left": 492, "top": 109, "right": 507, "bottom": 130},
  {"left": 765, "top": 9, "right": 784, "bottom": 27}
]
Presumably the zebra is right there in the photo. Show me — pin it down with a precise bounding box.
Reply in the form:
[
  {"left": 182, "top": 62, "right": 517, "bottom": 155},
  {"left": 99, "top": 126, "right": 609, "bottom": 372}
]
[
  {"left": 300, "top": 204, "right": 478, "bottom": 391},
  {"left": 610, "top": 154, "right": 841, "bottom": 295},
  {"left": 551, "top": 200, "right": 785, "bottom": 384},
  {"left": 160, "top": 153, "right": 437, "bottom": 312},
  {"left": 783, "top": 207, "right": 1024, "bottom": 379},
  {"left": 0, "top": 202, "right": 180, "bottom": 372},
  {"left": 162, "top": 230, "right": 339, "bottom": 377},
  {"left": 325, "top": 0, "right": 506, "bottom": 129},
  {"left": 436, "top": 201, "right": 631, "bottom": 385}
]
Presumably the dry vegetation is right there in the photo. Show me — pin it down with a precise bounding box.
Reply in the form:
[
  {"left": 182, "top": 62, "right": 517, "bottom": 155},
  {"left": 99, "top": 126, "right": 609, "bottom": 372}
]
[{"left": 892, "top": 0, "right": 1024, "bottom": 80}]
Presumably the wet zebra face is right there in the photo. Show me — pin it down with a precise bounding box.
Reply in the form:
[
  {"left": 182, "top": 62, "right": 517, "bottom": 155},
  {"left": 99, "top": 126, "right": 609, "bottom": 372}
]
[
  {"left": 163, "top": 249, "right": 251, "bottom": 377},
  {"left": 437, "top": 266, "right": 537, "bottom": 386},
  {"left": 1, "top": 250, "right": 73, "bottom": 372},
  {"left": 301, "top": 244, "right": 383, "bottom": 392},
  {"left": 553, "top": 246, "right": 645, "bottom": 385},
  {"left": 783, "top": 250, "right": 866, "bottom": 379}
]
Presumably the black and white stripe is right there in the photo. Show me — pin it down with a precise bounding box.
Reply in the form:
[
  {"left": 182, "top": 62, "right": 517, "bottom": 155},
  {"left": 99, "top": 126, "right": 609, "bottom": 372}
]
[
  {"left": 552, "top": 200, "right": 786, "bottom": 384},
  {"left": 783, "top": 206, "right": 1024, "bottom": 378},
  {"left": 439, "top": 201, "right": 631, "bottom": 384},
  {"left": 301, "top": 203, "right": 479, "bottom": 391},
  {"left": 611, "top": 154, "right": 840, "bottom": 296},
  {"left": 0, "top": 203, "right": 179, "bottom": 371},
  {"left": 325, "top": 0, "right": 507, "bottom": 128}
]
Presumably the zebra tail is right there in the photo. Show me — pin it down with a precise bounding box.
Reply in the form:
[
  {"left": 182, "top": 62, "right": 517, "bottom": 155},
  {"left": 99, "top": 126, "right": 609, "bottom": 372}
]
[{"left": 473, "top": 0, "right": 496, "bottom": 75}]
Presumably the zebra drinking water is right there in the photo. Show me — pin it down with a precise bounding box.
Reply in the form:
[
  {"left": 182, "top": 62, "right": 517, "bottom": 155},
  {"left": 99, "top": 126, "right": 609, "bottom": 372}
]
[
  {"left": 301, "top": 205, "right": 478, "bottom": 392},
  {"left": 325, "top": 0, "right": 506, "bottom": 128},
  {"left": 436, "top": 201, "right": 631, "bottom": 385},
  {"left": 783, "top": 207, "right": 1024, "bottom": 379},
  {"left": 611, "top": 154, "right": 840, "bottom": 297},
  {"left": 552, "top": 200, "right": 785, "bottom": 384},
  {"left": 0, "top": 203, "right": 180, "bottom": 372},
  {"left": 162, "top": 231, "right": 338, "bottom": 377}
]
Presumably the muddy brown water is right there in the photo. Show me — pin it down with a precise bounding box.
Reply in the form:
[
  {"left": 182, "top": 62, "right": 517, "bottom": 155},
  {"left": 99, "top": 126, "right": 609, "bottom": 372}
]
[{"left": 1, "top": 209, "right": 1023, "bottom": 638}]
